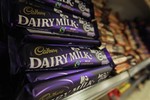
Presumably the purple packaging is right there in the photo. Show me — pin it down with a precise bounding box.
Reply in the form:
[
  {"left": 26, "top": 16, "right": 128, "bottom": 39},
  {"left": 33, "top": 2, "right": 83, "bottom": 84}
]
[
  {"left": 26, "top": 69, "right": 87, "bottom": 83},
  {"left": 17, "top": 65, "right": 112, "bottom": 100},
  {"left": 11, "top": 0, "right": 99, "bottom": 39},
  {"left": 17, "top": 43, "right": 114, "bottom": 71},
  {"left": 30, "top": 0, "right": 94, "bottom": 19},
  {"left": 11, "top": 27, "right": 100, "bottom": 47},
  {"left": 8, "top": 36, "right": 114, "bottom": 74},
  {"left": 25, "top": 34, "right": 100, "bottom": 47}
]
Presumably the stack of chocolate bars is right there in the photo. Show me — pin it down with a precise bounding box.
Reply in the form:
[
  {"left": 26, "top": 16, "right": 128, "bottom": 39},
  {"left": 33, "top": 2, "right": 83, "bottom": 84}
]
[
  {"left": 93, "top": 0, "right": 130, "bottom": 73},
  {"left": 1, "top": 0, "right": 150, "bottom": 100},
  {"left": 93, "top": 0, "right": 150, "bottom": 74},
  {"left": 7, "top": 0, "right": 115, "bottom": 99}
]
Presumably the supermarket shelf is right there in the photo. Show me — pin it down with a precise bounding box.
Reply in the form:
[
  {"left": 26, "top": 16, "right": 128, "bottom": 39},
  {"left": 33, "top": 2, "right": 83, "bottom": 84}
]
[
  {"left": 63, "top": 59, "right": 150, "bottom": 100},
  {"left": 128, "top": 58, "right": 150, "bottom": 77},
  {"left": 63, "top": 71, "right": 130, "bottom": 100},
  {"left": 120, "top": 74, "right": 147, "bottom": 100}
]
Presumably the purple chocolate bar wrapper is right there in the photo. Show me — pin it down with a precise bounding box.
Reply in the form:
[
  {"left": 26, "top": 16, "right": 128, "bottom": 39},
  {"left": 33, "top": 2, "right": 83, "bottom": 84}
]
[
  {"left": 17, "top": 65, "right": 112, "bottom": 100},
  {"left": 18, "top": 43, "right": 114, "bottom": 71},
  {"left": 25, "top": 34, "right": 101, "bottom": 47},
  {"left": 12, "top": 0, "right": 99, "bottom": 39},
  {"left": 11, "top": 27, "right": 100, "bottom": 47},
  {"left": 26, "top": 69, "right": 87, "bottom": 83},
  {"left": 31, "top": 0, "right": 94, "bottom": 19}
]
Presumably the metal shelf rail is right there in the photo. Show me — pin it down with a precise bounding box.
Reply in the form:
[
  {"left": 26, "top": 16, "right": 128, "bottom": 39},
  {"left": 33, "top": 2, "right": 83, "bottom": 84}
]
[
  {"left": 128, "top": 58, "right": 150, "bottom": 77},
  {"left": 120, "top": 75, "right": 147, "bottom": 100}
]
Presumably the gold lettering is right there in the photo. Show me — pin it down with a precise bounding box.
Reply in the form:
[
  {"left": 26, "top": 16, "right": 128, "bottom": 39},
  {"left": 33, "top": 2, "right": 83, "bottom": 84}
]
[
  {"left": 34, "top": 46, "right": 58, "bottom": 56},
  {"left": 23, "top": 6, "right": 45, "bottom": 16}
]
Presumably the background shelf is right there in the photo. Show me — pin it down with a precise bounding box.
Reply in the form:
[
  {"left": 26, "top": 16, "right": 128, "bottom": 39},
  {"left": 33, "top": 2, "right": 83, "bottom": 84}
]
[
  {"left": 128, "top": 58, "right": 150, "bottom": 77},
  {"left": 121, "top": 75, "right": 147, "bottom": 100}
]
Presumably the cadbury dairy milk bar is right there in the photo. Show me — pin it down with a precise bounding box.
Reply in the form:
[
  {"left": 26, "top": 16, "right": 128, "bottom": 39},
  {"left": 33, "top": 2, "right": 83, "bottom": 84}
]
[
  {"left": 17, "top": 65, "right": 112, "bottom": 100},
  {"left": 12, "top": 0, "right": 99, "bottom": 39},
  {"left": 18, "top": 43, "right": 114, "bottom": 71},
  {"left": 26, "top": 69, "right": 87, "bottom": 83},
  {"left": 25, "top": 34, "right": 101, "bottom": 47},
  {"left": 10, "top": 28, "right": 100, "bottom": 47},
  {"left": 31, "top": 0, "right": 94, "bottom": 19}
]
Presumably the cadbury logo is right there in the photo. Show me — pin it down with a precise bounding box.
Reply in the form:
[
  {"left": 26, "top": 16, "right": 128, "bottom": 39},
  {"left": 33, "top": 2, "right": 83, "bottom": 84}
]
[
  {"left": 34, "top": 46, "right": 57, "bottom": 56},
  {"left": 23, "top": 6, "right": 45, "bottom": 16}
]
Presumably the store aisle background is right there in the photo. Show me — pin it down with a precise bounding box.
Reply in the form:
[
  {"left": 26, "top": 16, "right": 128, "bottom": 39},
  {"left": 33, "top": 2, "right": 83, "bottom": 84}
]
[
  {"left": 107, "top": 0, "right": 150, "bottom": 20},
  {"left": 126, "top": 80, "right": 150, "bottom": 100},
  {"left": 107, "top": 1, "right": 150, "bottom": 99}
]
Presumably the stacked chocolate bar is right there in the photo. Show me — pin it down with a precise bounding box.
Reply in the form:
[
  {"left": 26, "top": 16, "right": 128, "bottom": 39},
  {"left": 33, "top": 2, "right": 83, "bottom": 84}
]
[
  {"left": 107, "top": 12, "right": 134, "bottom": 73},
  {"left": 7, "top": 0, "right": 115, "bottom": 100},
  {"left": 126, "top": 21, "right": 150, "bottom": 60},
  {"left": 93, "top": 0, "right": 129, "bottom": 73}
]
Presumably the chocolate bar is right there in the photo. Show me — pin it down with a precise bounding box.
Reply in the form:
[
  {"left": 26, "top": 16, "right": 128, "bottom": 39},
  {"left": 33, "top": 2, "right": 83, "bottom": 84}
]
[
  {"left": 30, "top": 0, "right": 94, "bottom": 19},
  {"left": 100, "top": 35, "right": 115, "bottom": 44},
  {"left": 17, "top": 43, "right": 114, "bottom": 71},
  {"left": 112, "top": 55, "right": 133, "bottom": 65},
  {"left": 26, "top": 69, "right": 87, "bottom": 83},
  {"left": 11, "top": 0, "right": 99, "bottom": 39},
  {"left": 106, "top": 44, "right": 125, "bottom": 54},
  {"left": 11, "top": 27, "right": 100, "bottom": 47},
  {"left": 115, "top": 63, "right": 130, "bottom": 73},
  {"left": 17, "top": 65, "right": 112, "bottom": 100},
  {"left": 25, "top": 34, "right": 101, "bottom": 47},
  {"left": 8, "top": 36, "right": 113, "bottom": 73}
]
